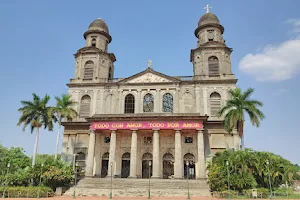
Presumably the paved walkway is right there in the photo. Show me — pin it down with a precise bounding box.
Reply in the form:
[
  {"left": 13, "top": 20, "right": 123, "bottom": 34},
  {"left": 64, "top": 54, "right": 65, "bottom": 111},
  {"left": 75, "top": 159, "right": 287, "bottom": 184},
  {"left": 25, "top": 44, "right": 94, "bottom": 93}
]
[{"left": 5, "top": 197, "right": 218, "bottom": 200}]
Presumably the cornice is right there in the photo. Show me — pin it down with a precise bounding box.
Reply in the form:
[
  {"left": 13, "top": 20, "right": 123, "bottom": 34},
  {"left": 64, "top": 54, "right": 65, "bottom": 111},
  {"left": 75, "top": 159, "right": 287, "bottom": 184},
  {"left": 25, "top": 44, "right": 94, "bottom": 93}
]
[
  {"left": 194, "top": 23, "right": 224, "bottom": 36},
  {"left": 66, "top": 77, "right": 238, "bottom": 88},
  {"left": 83, "top": 29, "right": 112, "bottom": 43},
  {"left": 190, "top": 45, "right": 232, "bottom": 62},
  {"left": 74, "top": 46, "right": 116, "bottom": 62}
]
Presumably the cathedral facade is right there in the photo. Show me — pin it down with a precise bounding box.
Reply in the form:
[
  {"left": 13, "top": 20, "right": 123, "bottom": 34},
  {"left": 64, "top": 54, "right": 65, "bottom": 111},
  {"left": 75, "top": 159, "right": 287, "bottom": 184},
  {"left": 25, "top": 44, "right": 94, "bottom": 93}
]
[{"left": 61, "top": 11, "right": 240, "bottom": 180}]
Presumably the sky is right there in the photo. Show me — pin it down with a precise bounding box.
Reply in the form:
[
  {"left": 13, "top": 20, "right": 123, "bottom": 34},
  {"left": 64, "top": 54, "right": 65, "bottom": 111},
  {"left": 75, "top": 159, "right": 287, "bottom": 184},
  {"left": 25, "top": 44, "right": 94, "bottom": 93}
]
[{"left": 0, "top": 0, "right": 300, "bottom": 164}]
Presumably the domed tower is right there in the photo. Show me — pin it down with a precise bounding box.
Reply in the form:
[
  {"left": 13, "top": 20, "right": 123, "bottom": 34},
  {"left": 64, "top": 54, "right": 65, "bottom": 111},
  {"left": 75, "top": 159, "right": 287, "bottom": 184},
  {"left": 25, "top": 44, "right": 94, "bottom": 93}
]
[
  {"left": 73, "top": 18, "right": 116, "bottom": 82},
  {"left": 191, "top": 7, "right": 234, "bottom": 80}
]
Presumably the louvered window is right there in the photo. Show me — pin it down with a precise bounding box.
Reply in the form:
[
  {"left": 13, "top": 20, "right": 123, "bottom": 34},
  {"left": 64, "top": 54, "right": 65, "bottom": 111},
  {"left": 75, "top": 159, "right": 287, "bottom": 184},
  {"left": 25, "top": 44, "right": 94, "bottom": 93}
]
[
  {"left": 208, "top": 56, "right": 219, "bottom": 76},
  {"left": 83, "top": 61, "right": 94, "bottom": 80},
  {"left": 210, "top": 92, "right": 221, "bottom": 116},
  {"left": 162, "top": 93, "right": 173, "bottom": 112},
  {"left": 79, "top": 95, "right": 91, "bottom": 117},
  {"left": 143, "top": 93, "right": 154, "bottom": 112},
  {"left": 124, "top": 94, "right": 135, "bottom": 113},
  {"left": 108, "top": 67, "right": 113, "bottom": 80},
  {"left": 91, "top": 38, "right": 96, "bottom": 47}
]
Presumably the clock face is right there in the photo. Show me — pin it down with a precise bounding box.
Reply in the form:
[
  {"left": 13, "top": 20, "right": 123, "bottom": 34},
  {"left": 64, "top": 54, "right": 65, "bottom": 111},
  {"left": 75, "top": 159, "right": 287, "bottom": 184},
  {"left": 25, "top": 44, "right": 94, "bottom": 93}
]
[{"left": 208, "top": 33, "right": 214, "bottom": 40}]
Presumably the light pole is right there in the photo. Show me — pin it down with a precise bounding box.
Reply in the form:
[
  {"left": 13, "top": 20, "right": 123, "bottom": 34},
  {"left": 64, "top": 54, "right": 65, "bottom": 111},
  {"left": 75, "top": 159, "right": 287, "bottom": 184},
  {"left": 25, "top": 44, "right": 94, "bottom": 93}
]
[
  {"left": 73, "top": 162, "right": 78, "bottom": 199},
  {"left": 2, "top": 163, "right": 10, "bottom": 199},
  {"left": 266, "top": 160, "right": 272, "bottom": 199},
  {"left": 186, "top": 161, "right": 190, "bottom": 200},
  {"left": 226, "top": 161, "right": 230, "bottom": 200},
  {"left": 109, "top": 162, "right": 113, "bottom": 199},
  {"left": 148, "top": 161, "right": 152, "bottom": 199},
  {"left": 37, "top": 163, "right": 44, "bottom": 199}
]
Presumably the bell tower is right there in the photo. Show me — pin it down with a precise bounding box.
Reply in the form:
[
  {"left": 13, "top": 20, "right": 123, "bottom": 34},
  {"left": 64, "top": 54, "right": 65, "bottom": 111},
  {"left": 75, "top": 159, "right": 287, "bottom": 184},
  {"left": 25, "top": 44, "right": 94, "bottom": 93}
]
[
  {"left": 191, "top": 6, "right": 235, "bottom": 80},
  {"left": 73, "top": 18, "right": 116, "bottom": 83}
]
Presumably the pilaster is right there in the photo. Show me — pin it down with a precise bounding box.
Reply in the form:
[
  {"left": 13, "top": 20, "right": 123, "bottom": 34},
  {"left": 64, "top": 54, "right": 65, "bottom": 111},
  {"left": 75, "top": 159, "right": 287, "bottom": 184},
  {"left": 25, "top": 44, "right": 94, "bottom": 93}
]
[
  {"left": 174, "top": 130, "right": 183, "bottom": 179},
  {"left": 152, "top": 129, "right": 160, "bottom": 178},
  {"left": 129, "top": 130, "right": 138, "bottom": 178},
  {"left": 107, "top": 130, "right": 117, "bottom": 177},
  {"left": 85, "top": 129, "right": 96, "bottom": 177}
]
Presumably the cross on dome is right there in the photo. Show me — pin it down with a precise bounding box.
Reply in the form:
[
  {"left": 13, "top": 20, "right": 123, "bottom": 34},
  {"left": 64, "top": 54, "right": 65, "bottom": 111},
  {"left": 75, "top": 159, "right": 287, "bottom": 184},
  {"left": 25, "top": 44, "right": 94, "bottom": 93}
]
[
  {"left": 148, "top": 60, "right": 152, "bottom": 69},
  {"left": 203, "top": 4, "right": 212, "bottom": 13}
]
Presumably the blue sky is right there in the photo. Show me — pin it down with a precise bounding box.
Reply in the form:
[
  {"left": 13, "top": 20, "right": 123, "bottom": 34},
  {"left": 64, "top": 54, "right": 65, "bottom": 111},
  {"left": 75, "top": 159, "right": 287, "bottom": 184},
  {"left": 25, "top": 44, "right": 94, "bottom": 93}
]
[{"left": 0, "top": 0, "right": 299, "bottom": 164}]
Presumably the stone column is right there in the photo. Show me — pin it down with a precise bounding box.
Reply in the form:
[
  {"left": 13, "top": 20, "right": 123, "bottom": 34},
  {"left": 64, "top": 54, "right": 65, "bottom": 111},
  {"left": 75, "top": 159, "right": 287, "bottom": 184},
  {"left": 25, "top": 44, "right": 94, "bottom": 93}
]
[
  {"left": 94, "top": 134, "right": 102, "bottom": 176},
  {"left": 195, "top": 87, "right": 201, "bottom": 113},
  {"left": 107, "top": 130, "right": 117, "bottom": 177},
  {"left": 152, "top": 129, "right": 160, "bottom": 178},
  {"left": 137, "top": 89, "right": 141, "bottom": 113},
  {"left": 174, "top": 130, "right": 183, "bottom": 179},
  {"left": 197, "top": 129, "right": 206, "bottom": 179},
  {"left": 155, "top": 89, "right": 161, "bottom": 112},
  {"left": 203, "top": 88, "right": 208, "bottom": 115},
  {"left": 129, "top": 130, "right": 138, "bottom": 178},
  {"left": 174, "top": 88, "right": 180, "bottom": 113},
  {"left": 91, "top": 90, "right": 97, "bottom": 116},
  {"left": 85, "top": 129, "right": 96, "bottom": 177}
]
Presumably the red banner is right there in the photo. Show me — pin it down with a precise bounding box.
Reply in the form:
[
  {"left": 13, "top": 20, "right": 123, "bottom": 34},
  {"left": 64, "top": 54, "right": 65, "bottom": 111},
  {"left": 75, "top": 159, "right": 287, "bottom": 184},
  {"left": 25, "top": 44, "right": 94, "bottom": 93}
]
[{"left": 91, "top": 121, "right": 203, "bottom": 130}]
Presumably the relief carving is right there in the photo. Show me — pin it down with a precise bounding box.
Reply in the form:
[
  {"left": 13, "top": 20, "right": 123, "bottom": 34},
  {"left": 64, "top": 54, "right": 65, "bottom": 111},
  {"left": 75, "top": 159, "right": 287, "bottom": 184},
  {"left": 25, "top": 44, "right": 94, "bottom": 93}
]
[{"left": 127, "top": 73, "right": 172, "bottom": 83}]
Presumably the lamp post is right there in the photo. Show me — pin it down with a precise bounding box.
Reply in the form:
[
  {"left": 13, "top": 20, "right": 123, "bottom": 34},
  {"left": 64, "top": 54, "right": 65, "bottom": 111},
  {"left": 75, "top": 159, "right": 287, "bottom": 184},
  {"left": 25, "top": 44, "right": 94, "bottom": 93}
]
[
  {"left": 266, "top": 160, "right": 272, "bottom": 199},
  {"left": 2, "top": 163, "right": 10, "bottom": 199},
  {"left": 226, "top": 161, "right": 230, "bottom": 200},
  {"left": 73, "top": 162, "right": 78, "bottom": 199},
  {"left": 109, "top": 162, "right": 113, "bottom": 199},
  {"left": 148, "top": 161, "right": 152, "bottom": 199},
  {"left": 186, "top": 161, "right": 190, "bottom": 200},
  {"left": 37, "top": 163, "right": 44, "bottom": 199}
]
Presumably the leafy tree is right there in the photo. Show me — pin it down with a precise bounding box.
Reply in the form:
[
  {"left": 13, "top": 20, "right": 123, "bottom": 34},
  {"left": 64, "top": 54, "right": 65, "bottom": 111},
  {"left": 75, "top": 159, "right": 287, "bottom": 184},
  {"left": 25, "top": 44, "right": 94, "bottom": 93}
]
[
  {"left": 52, "top": 94, "right": 77, "bottom": 160},
  {"left": 17, "top": 93, "right": 56, "bottom": 167},
  {"left": 217, "top": 88, "right": 265, "bottom": 148},
  {"left": 0, "top": 143, "right": 30, "bottom": 185},
  {"left": 207, "top": 148, "right": 300, "bottom": 192}
]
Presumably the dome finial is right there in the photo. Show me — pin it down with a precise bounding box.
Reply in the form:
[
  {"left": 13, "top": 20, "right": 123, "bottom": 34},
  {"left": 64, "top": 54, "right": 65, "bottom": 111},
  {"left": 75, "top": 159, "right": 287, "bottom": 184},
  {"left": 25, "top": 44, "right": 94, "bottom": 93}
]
[{"left": 203, "top": 4, "right": 212, "bottom": 13}]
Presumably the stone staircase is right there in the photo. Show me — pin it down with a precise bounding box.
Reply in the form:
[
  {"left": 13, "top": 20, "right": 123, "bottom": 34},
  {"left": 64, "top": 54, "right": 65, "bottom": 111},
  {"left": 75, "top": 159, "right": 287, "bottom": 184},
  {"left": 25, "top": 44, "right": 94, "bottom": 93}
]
[{"left": 64, "top": 177, "right": 210, "bottom": 197}]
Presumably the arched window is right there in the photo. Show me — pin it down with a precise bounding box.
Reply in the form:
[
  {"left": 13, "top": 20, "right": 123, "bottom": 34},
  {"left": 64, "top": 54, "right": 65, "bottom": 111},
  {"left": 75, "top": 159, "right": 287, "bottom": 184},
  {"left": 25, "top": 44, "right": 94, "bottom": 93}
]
[
  {"left": 162, "top": 93, "right": 173, "bottom": 112},
  {"left": 143, "top": 93, "right": 154, "bottom": 112},
  {"left": 79, "top": 95, "right": 91, "bottom": 117},
  {"left": 108, "top": 67, "right": 113, "bottom": 80},
  {"left": 76, "top": 152, "right": 86, "bottom": 161},
  {"left": 91, "top": 38, "right": 96, "bottom": 47},
  {"left": 208, "top": 56, "right": 219, "bottom": 76},
  {"left": 124, "top": 94, "right": 135, "bottom": 113},
  {"left": 84, "top": 61, "right": 94, "bottom": 80},
  {"left": 210, "top": 92, "right": 221, "bottom": 116}
]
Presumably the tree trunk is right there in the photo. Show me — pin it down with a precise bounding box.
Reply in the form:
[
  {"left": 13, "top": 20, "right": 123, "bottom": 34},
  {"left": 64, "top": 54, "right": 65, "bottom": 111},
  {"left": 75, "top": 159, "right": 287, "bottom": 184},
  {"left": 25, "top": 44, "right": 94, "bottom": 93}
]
[
  {"left": 54, "top": 118, "right": 61, "bottom": 160},
  {"left": 238, "top": 120, "right": 245, "bottom": 150},
  {"left": 32, "top": 127, "right": 40, "bottom": 167}
]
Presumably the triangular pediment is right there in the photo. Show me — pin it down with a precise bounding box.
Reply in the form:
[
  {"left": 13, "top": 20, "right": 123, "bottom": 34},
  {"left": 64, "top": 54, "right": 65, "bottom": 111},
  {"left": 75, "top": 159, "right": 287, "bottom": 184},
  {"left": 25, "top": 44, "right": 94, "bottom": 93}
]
[{"left": 119, "top": 68, "right": 180, "bottom": 83}]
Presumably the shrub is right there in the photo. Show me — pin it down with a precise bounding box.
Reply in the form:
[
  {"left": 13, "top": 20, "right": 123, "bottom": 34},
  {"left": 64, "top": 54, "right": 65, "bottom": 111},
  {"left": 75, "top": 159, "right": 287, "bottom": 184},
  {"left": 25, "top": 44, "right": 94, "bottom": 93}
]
[{"left": 0, "top": 186, "right": 53, "bottom": 198}]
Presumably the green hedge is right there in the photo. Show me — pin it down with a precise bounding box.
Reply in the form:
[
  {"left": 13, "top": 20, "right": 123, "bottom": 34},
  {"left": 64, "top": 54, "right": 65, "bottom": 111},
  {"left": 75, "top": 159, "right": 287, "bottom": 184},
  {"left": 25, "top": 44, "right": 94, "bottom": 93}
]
[{"left": 0, "top": 186, "right": 54, "bottom": 198}]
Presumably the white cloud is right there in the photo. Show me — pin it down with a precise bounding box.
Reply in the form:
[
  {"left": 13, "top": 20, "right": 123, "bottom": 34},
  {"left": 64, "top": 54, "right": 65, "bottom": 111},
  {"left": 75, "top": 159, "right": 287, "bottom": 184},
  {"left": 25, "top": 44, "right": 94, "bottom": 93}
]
[
  {"left": 273, "top": 88, "right": 287, "bottom": 96},
  {"left": 286, "top": 19, "right": 300, "bottom": 37},
  {"left": 239, "top": 19, "right": 300, "bottom": 82}
]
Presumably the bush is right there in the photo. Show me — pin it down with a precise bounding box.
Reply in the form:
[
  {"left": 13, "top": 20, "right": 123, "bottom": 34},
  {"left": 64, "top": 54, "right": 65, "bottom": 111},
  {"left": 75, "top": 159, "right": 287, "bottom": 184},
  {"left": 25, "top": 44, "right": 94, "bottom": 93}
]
[
  {"left": 0, "top": 186, "right": 53, "bottom": 198},
  {"left": 207, "top": 148, "right": 299, "bottom": 192},
  {"left": 43, "top": 165, "right": 74, "bottom": 190}
]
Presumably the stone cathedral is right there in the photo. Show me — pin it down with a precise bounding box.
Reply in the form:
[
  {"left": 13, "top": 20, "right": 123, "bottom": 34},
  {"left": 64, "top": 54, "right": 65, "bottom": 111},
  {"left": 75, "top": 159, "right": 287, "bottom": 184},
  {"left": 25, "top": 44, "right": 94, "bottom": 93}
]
[{"left": 61, "top": 10, "right": 240, "bottom": 181}]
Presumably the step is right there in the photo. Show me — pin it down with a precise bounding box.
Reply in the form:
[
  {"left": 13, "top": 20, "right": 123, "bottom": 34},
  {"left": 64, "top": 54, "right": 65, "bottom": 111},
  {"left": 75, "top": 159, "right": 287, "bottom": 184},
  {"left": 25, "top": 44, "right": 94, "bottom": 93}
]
[{"left": 64, "top": 177, "right": 210, "bottom": 197}]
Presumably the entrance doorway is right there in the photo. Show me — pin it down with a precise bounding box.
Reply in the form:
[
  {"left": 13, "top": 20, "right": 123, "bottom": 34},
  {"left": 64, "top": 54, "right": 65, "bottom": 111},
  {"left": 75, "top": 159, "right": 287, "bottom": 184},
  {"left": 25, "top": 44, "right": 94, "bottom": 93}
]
[
  {"left": 142, "top": 153, "right": 152, "bottom": 178},
  {"left": 121, "top": 152, "right": 130, "bottom": 178},
  {"left": 162, "top": 153, "right": 174, "bottom": 179},
  {"left": 183, "top": 153, "right": 196, "bottom": 179},
  {"left": 101, "top": 152, "right": 109, "bottom": 178}
]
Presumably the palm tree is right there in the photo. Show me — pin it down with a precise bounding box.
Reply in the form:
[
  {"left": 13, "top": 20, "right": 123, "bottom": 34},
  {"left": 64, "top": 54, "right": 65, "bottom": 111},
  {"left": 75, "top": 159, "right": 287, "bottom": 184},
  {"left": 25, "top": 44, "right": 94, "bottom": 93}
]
[
  {"left": 17, "top": 93, "right": 55, "bottom": 167},
  {"left": 52, "top": 94, "right": 77, "bottom": 160},
  {"left": 217, "top": 88, "right": 265, "bottom": 149}
]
